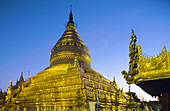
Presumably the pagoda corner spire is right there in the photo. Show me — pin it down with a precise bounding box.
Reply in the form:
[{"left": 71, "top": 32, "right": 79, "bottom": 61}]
[
  {"left": 163, "top": 45, "right": 167, "bottom": 52},
  {"left": 113, "top": 77, "right": 116, "bottom": 85},
  {"left": 10, "top": 80, "right": 12, "bottom": 87},
  {"left": 19, "top": 72, "right": 24, "bottom": 82}
]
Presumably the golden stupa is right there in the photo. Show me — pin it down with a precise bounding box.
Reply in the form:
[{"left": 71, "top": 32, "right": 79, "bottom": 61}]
[{"left": 0, "top": 10, "right": 140, "bottom": 111}]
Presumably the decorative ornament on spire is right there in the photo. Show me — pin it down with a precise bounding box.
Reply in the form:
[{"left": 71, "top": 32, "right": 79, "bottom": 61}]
[{"left": 68, "top": 5, "right": 73, "bottom": 23}]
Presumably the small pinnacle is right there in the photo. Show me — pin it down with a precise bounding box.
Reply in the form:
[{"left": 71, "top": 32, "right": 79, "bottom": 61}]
[
  {"left": 129, "top": 85, "right": 131, "bottom": 92},
  {"left": 132, "top": 29, "right": 134, "bottom": 35},
  {"left": 164, "top": 46, "right": 166, "bottom": 51}
]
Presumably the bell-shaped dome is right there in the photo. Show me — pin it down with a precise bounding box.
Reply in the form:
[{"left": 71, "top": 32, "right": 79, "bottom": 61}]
[{"left": 50, "top": 10, "right": 91, "bottom": 68}]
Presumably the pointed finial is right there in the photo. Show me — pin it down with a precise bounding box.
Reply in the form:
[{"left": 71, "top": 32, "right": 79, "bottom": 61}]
[
  {"left": 21, "top": 72, "right": 23, "bottom": 79},
  {"left": 164, "top": 46, "right": 166, "bottom": 51},
  {"left": 19, "top": 72, "right": 24, "bottom": 82},
  {"left": 10, "top": 80, "right": 12, "bottom": 87},
  {"left": 132, "top": 29, "right": 134, "bottom": 35},
  {"left": 113, "top": 77, "right": 115, "bottom": 82},
  {"left": 129, "top": 85, "right": 131, "bottom": 93},
  {"left": 70, "top": 5, "right": 72, "bottom": 11},
  {"left": 113, "top": 76, "right": 116, "bottom": 85},
  {"left": 69, "top": 5, "right": 73, "bottom": 22}
]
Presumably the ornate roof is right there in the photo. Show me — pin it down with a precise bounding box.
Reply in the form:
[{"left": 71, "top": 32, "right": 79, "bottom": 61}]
[
  {"left": 50, "top": 10, "right": 91, "bottom": 68},
  {"left": 122, "top": 30, "right": 170, "bottom": 96}
]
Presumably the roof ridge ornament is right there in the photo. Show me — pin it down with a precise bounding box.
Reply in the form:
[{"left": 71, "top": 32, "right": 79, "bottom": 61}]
[{"left": 122, "top": 29, "right": 138, "bottom": 84}]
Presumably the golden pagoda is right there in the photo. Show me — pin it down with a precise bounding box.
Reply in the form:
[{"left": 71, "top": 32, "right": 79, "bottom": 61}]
[{"left": 0, "top": 10, "right": 139, "bottom": 111}]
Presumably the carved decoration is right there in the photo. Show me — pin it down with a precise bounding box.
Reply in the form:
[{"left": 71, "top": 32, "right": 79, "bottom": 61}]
[
  {"left": 122, "top": 30, "right": 139, "bottom": 84},
  {"left": 122, "top": 30, "right": 170, "bottom": 84}
]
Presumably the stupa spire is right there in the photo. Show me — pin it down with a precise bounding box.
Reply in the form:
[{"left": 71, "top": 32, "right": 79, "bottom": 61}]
[
  {"left": 68, "top": 5, "right": 73, "bottom": 23},
  {"left": 50, "top": 7, "right": 91, "bottom": 68}
]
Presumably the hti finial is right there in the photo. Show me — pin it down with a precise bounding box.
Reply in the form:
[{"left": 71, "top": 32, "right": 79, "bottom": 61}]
[
  {"left": 70, "top": 5, "right": 72, "bottom": 11},
  {"left": 69, "top": 5, "right": 73, "bottom": 22}
]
